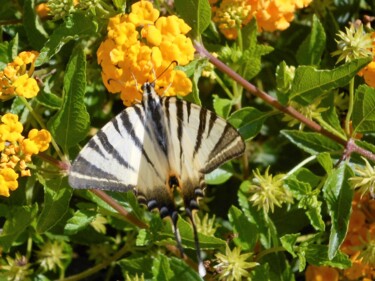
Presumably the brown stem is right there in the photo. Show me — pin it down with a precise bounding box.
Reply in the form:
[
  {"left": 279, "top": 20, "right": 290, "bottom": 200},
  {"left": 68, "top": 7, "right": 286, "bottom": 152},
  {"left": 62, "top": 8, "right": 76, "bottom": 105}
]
[
  {"left": 37, "top": 152, "right": 70, "bottom": 171},
  {"left": 90, "top": 189, "right": 148, "bottom": 229},
  {"left": 193, "top": 42, "right": 375, "bottom": 162}
]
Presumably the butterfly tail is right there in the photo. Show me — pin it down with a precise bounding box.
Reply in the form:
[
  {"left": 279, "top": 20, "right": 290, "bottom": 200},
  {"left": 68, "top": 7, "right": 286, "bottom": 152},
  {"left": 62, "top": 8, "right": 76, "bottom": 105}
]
[
  {"left": 171, "top": 211, "right": 184, "bottom": 258},
  {"left": 186, "top": 208, "right": 206, "bottom": 277}
]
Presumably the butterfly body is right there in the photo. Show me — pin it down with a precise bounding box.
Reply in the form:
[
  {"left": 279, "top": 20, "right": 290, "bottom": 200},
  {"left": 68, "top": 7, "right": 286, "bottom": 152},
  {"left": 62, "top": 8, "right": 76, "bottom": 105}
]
[{"left": 68, "top": 82, "right": 245, "bottom": 276}]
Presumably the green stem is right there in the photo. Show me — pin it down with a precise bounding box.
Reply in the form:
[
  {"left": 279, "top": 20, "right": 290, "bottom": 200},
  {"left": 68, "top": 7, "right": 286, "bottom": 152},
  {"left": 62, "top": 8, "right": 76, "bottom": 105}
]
[
  {"left": 58, "top": 243, "right": 130, "bottom": 281},
  {"left": 315, "top": 117, "right": 347, "bottom": 141},
  {"left": 19, "top": 97, "right": 66, "bottom": 161},
  {"left": 255, "top": 246, "right": 285, "bottom": 262},
  {"left": 284, "top": 155, "right": 317, "bottom": 179},
  {"left": 25, "top": 237, "right": 33, "bottom": 260},
  {"left": 215, "top": 74, "right": 234, "bottom": 99},
  {"left": 345, "top": 78, "right": 355, "bottom": 137}
]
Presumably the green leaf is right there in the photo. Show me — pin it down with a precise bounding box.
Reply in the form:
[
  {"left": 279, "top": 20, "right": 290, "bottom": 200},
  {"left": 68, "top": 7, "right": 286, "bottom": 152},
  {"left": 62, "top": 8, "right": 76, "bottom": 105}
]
[
  {"left": 352, "top": 85, "right": 375, "bottom": 133},
  {"left": 48, "top": 46, "right": 90, "bottom": 151},
  {"left": 213, "top": 94, "right": 232, "bottom": 118},
  {"left": 296, "top": 15, "right": 326, "bottom": 66},
  {"left": 159, "top": 216, "right": 225, "bottom": 250},
  {"left": 228, "top": 206, "right": 258, "bottom": 250},
  {"left": 317, "top": 152, "right": 333, "bottom": 174},
  {"left": 280, "top": 233, "right": 300, "bottom": 258},
  {"left": 168, "top": 257, "right": 201, "bottom": 280},
  {"left": 323, "top": 164, "right": 354, "bottom": 260},
  {"left": 0, "top": 205, "right": 38, "bottom": 252},
  {"left": 290, "top": 57, "right": 372, "bottom": 105},
  {"left": 152, "top": 254, "right": 174, "bottom": 281},
  {"left": 174, "top": 0, "right": 211, "bottom": 38},
  {"left": 285, "top": 176, "right": 325, "bottom": 231},
  {"left": 238, "top": 183, "right": 277, "bottom": 249},
  {"left": 228, "top": 107, "right": 268, "bottom": 140},
  {"left": 23, "top": 0, "right": 48, "bottom": 50},
  {"left": 37, "top": 177, "right": 73, "bottom": 233},
  {"left": 281, "top": 130, "right": 343, "bottom": 155},
  {"left": 36, "top": 12, "right": 98, "bottom": 66},
  {"left": 320, "top": 93, "right": 344, "bottom": 136},
  {"left": 36, "top": 91, "right": 63, "bottom": 109},
  {"left": 118, "top": 256, "right": 154, "bottom": 279},
  {"left": 64, "top": 209, "right": 96, "bottom": 235},
  {"left": 241, "top": 20, "right": 274, "bottom": 80},
  {"left": 305, "top": 245, "right": 351, "bottom": 268},
  {"left": 302, "top": 195, "right": 325, "bottom": 231},
  {"left": 205, "top": 167, "right": 233, "bottom": 185}
]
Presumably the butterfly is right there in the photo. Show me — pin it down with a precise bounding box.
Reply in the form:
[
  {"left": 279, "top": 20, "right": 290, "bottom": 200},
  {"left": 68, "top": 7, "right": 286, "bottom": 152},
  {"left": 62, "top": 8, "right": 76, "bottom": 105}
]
[{"left": 68, "top": 82, "right": 245, "bottom": 276}]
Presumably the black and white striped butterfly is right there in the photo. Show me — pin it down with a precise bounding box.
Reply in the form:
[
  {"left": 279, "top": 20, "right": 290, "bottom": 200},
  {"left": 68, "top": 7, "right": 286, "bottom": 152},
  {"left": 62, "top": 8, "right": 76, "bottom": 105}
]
[{"left": 68, "top": 82, "right": 245, "bottom": 276}]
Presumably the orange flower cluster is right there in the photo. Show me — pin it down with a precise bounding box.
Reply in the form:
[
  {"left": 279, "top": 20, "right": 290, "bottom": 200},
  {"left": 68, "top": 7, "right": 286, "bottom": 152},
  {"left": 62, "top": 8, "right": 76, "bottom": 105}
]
[
  {"left": 211, "top": 0, "right": 312, "bottom": 39},
  {"left": 358, "top": 32, "right": 375, "bottom": 88},
  {"left": 97, "top": 0, "right": 195, "bottom": 106},
  {"left": 341, "top": 192, "right": 375, "bottom": 280},
  {"left": 0, "top": 51, "right": 40, "bottom": 100},
  {"left": 0, "top": 113, "right": 52, "bottom": 197},
  {"left": 305, "top": 192, "right": 375, "bottom": 281}
]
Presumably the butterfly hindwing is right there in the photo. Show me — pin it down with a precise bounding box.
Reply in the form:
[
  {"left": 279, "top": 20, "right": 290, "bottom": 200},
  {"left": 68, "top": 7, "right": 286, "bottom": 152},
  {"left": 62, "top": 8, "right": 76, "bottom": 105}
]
[{"left": 162, "top": 97, "right": 245, "bottom": 174}]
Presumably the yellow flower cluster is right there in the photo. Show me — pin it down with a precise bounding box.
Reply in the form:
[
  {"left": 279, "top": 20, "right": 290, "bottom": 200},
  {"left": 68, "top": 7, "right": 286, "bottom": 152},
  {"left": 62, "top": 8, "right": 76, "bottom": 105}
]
[
  {"left": 97, "top": 0, "right": 195, "bottom": 106},
  {"left": 0, "top": 51, "right": 40, "bottom": 100},
  {"left": 305, "top": 192, "right": 375, "bottom": 280},
  {"left": 0, "top": 113, "right": 52, "bottom": 197},
  {"left": 358, "top": 32, "right": 375, "bottom": 88},
  {"left": 211, "top": 0, "right": 312, "bottom": 39},
  {"left": 212, "top": 0, "right": 253, "bottom": 40}
]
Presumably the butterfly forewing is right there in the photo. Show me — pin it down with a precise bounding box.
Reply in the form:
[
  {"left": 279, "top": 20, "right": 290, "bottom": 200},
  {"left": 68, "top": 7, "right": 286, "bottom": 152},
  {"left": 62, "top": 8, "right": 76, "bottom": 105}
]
[{"left": 69, "top": 104, "right": 166, "bottom": 192}]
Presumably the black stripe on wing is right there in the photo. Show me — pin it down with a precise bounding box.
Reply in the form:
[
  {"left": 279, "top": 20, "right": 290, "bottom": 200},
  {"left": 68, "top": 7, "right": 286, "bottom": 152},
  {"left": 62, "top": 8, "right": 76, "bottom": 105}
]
[
  {"left": 117, "top": 110, "right": 164, "bottom": 182},
  {"left": 193, "top": 107, "right": 207, "bottom": 156},
  {"left": 96, "top": 130, "right": 136, "bottom": 171},
  {"left": 201, "top": 123, "right": 245, "bottom": 173},
  {"left": 69, "top": 156, "right": 133, "bottom": 191}
]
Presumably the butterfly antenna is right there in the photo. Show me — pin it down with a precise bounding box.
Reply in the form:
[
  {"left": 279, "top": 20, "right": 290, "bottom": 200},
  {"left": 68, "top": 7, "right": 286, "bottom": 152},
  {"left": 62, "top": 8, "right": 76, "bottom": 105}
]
[
  {"left": 150, "top": 60, "right": 178, "bottom": 84},
  {"left": 186, "top": 208, "right": 207, "bottom": 277},
  {"left": 171, "top": 211, "right": 184, "bottom": 258}
]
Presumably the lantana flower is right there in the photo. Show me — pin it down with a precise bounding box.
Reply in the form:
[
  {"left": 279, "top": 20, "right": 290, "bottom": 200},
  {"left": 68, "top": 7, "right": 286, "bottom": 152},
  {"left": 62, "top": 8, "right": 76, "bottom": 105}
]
[
  {"left": 0, "top": 51, "right": 40, "bottom": 100},
  {"left": 97, "top": 0, "right": 195, "bottom": 106},
  {"left": 339, "top": 192, "right": 375, "bottom": 279},
  {"left": 0, "top": 113, "right": 52, "bottom": 197},
  {"left": 211, "top": 0, "right": 313, "bottom": 39}
]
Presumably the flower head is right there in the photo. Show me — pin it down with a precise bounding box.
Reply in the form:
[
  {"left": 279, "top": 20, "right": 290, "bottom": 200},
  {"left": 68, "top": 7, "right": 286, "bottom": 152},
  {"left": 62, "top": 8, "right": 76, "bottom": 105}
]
[
  {"left": 87, "top": 243, "right": 114, "bottom": 264},
  {"left": 36, "top": 240, "right": 71, "bottom": 272},
  {"left": 305, "top": 265, "right": 339, "bottom": 281},
  {"left": 1, "top": 253, "right": 33, "bottom": 281},
  {"left": 282, "top": 99, "right": 327, "bottom": 130},
  {"left": 97, "top": 0, "right": 194, "bottom": 106},
  {"left": 194, "top": 213, "right": 217, "bottom": 236},
  {"left": 331, "top": 23, "right": 373, "bottom": 64},
  {"left": 212, "top": 0, "right": 253, "bottom": 39},
  {"left": 47, "top": 0, "right": 76, "bottom": 20},
  {"left": 214, "top": 245, "right": 258, "bottom": 281},
  {"left": 0, "top": 51, "right": 40, "bottom": 100},
  {"left": 211, "top": 0, "right": 313, "bottom": 38},
  {"left": 0, "top": 113, "right": 52, "bottom": 197},
  {"left": 246, "top": 167, "right": 293, "bottom": 213},
  {"left": 350, "top": 157, "right": 375, "bottom": 197}
]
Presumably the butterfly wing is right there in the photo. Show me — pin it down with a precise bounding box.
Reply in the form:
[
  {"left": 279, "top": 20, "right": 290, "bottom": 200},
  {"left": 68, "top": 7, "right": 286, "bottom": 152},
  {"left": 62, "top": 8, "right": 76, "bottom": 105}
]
[
  {"left": 162, "top": 97, "right": 245, "bottom": 173},
  {"left": 69, "top": 104, "right": 167, "bottom": 194},
  {"left": 161, "top": 97, "right": 245, "bottom": 208}
]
